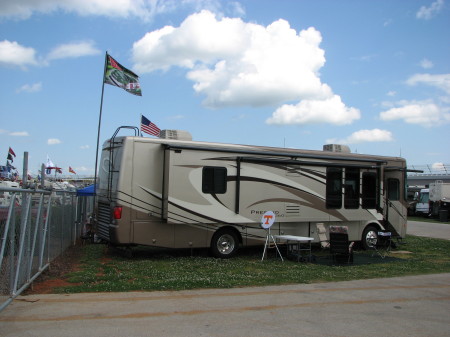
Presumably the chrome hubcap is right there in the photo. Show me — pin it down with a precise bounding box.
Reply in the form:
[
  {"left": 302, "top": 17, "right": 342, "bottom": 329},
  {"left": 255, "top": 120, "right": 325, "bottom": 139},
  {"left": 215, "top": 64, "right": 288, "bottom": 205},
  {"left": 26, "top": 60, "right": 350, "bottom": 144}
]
[
  {"left": 217, "top": 234, "right": 235, "bottom": 255},
  {"left": 366, "top": 230, "right": 378, "bottom": 247}
]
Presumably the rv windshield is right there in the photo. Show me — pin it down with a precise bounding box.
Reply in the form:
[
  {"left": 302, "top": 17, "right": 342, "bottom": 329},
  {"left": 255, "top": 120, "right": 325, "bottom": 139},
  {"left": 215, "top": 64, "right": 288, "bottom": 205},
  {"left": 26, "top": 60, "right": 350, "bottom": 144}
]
[{"left": 419, "top": 192, "right": 429, "bottom": 203}]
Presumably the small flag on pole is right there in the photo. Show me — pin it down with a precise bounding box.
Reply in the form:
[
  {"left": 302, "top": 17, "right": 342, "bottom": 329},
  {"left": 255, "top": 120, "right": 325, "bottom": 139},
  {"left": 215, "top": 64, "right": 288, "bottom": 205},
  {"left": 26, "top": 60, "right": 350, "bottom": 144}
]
[
  {"left": 69, "top": 166, "right": 76, "bottom": 174},
  {"left": 141, "top": 115, "right": 161, "bottom": 137},
  {"left": 103, "top": 54, "right": 142, "bottom": 96},
  {"left": 9, "top": 147, "right": 16, "bottom": 157}
]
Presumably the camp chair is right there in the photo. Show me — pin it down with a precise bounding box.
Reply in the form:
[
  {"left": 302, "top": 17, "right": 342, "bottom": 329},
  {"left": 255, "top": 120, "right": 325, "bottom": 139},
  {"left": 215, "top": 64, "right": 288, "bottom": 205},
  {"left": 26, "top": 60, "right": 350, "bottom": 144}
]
[
  {"left": 316, "top": 223, "right": 329, "bottom": 249},
  {"left": 329, "top": 226, "right": 354, "bottom": 264}
]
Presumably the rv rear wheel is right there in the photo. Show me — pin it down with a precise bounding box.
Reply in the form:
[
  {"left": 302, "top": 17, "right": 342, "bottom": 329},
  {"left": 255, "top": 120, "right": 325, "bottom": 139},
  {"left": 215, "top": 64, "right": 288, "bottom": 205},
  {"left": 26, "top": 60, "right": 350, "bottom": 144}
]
[
  {"left": 362, "top": 225, "right": 378, "bottom": 250},
  {"left": 211, "top": 229, "right": 239, "bottom": 258}
]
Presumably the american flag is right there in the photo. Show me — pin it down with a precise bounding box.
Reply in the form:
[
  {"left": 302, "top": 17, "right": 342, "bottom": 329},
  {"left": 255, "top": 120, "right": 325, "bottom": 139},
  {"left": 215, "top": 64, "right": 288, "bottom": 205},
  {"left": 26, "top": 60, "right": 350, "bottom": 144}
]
[{"left": 141, "top": 115, "right": 161, "bottom": 137}]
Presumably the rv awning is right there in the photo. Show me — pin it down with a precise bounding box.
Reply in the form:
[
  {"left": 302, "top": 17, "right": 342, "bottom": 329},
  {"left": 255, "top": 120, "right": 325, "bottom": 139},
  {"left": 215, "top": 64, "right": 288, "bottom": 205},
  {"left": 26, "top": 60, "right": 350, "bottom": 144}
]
[{"left": 77, "top": 184, "right": 96, "bottom": 196}]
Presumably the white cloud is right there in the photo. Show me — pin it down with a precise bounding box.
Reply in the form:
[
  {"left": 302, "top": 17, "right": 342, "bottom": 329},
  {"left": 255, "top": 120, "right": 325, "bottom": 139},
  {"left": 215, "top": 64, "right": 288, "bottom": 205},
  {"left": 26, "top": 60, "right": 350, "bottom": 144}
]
[
  {"left": 416, "top": 0, "right": 444, "bottom": 20},
  {"left": 80, "top": 145, "right": 90, "bottom": 149},
  {"left": 16, "top": 82, "right": 42, "bottom": 93},
  {"left": 387, "top": 91, "right": 396, "bottom": 97},
  {"left": 420, "top": 58, "right": 434, "bottom": 69},
  {"left": 431, "top": 162, "right": 446, "bottom": 171},
  {"left": 379, "top": 100, "right": 450, "bottom": 127},
  {"left": 326, "top": 129, "right": 394, "bottom": 145},
  {"left": 10, "top": 131, "right": 30, "bottom": 136},
  {"left": 406, "top": 73, "right": 450, "bottom": 94},
  {"left": 47, "top": 41, "right": 100, "bottom": 60},
  {"left": 0, "top": 0, "right": 152, "bottom": 20},
  {"left": 267, "top": 95, "right": 360, "bottom": 125},
  {"left": 0, "top": 40, "right": 38, "bottom": 68},
  {"left": 48, "top": 138, "right": 61, "bottom": 145},
  {"left": 0, "top": 0, "right": 236, "bottom": 21},
  {"left": 133, "top": 10, "right": 356, "bottom": 125}
]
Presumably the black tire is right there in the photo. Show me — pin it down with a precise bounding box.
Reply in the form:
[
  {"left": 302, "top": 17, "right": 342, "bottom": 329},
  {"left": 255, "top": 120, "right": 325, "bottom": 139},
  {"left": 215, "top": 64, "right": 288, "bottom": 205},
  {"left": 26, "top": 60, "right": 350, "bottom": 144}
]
[
  {"left": 361, "top": 225, "right": 378, "bottom": 250},
  {"left": 210, "top": 228, "right": 239, "bottom": 258}
]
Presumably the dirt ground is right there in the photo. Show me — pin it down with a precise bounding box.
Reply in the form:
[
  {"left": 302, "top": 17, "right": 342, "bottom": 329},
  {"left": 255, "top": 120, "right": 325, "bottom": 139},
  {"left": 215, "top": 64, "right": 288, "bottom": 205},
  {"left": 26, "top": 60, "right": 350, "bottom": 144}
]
[{"left": 24, "top": 244, "right": 84, "bottom": 295}]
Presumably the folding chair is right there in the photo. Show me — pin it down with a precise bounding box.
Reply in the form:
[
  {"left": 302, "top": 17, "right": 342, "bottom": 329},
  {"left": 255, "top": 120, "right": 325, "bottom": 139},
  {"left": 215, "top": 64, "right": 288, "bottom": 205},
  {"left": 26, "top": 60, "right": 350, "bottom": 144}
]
[
  {"left": 316, "top": 223, "right": 329, "bottom": 249},
  {"left": 329, "top": 226, "right": 354, "bottom": 264}
]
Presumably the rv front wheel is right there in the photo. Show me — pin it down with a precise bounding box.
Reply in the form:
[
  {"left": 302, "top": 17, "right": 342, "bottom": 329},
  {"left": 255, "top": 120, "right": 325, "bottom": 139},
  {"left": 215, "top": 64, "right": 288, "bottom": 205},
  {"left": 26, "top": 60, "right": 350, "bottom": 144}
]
[
  {"left": 211, "top": 229, "right": 239, "bottom": 258},
  {"left": 362, "top": 225, "right": 378, "bottom": 250}
]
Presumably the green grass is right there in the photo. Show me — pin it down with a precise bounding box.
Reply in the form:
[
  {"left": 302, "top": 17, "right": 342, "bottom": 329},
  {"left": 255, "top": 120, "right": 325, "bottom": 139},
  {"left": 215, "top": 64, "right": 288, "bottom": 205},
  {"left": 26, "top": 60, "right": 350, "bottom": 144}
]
[{"left": 54, "top": 234, "right": 450, "bottom": 294}]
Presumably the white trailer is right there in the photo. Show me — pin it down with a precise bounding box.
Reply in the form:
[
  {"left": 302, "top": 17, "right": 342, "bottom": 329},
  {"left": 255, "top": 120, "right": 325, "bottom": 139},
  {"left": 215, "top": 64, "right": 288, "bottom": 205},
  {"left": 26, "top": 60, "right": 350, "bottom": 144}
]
[
  {"left": 96, "top": 128, "right": 408, "bottom": 258},
  {"left": 429, "top": 181, "right": 450, "bottom": 218}
]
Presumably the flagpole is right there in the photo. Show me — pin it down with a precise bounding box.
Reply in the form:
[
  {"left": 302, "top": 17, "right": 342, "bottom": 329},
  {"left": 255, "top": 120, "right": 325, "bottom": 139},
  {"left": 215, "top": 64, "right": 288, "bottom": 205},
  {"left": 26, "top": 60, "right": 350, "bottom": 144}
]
[{"left": 93, "top": 52, "right": 108, "bottom": 203}]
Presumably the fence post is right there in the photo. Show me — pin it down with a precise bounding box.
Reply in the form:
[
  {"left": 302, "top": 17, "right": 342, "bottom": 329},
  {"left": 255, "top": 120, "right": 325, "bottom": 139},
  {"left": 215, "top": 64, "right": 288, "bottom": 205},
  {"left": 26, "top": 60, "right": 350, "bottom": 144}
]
[{"left": 13, "top": 194, "right": 32, "bottom": 295}]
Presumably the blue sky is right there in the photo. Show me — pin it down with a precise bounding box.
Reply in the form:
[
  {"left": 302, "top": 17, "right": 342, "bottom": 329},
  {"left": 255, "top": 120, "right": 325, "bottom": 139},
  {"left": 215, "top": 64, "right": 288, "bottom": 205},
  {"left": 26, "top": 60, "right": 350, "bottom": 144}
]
[{"left": 1, "top": 0, "right": 449, "bottom": 177}]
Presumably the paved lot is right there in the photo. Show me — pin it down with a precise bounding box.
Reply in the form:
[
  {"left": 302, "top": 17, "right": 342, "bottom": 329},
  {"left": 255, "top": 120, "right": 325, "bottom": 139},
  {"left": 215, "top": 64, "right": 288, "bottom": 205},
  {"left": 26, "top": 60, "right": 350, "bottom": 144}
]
[
  {"left": 1, "top": 220, "right": 449, "bottom": 337},
  {"left": 407, "top": 220, "right": 450, "bottom": 240},
  {"left": 1, "top": 273, "right": 450, "bottom": 337}
]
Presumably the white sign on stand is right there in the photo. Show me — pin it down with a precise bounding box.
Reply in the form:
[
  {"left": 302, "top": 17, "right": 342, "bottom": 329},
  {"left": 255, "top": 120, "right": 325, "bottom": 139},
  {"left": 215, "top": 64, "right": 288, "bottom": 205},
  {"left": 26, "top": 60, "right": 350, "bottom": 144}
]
[{"left": 261, "top": 211, "right": 283, "bottom": 262}]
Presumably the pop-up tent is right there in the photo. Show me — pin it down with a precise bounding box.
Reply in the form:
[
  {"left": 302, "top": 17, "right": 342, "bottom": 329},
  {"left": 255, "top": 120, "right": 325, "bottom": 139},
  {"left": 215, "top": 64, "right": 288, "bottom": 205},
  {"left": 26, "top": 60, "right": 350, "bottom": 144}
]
[{"left": 76, "top": 184, "right": 96, "bottom": 196}]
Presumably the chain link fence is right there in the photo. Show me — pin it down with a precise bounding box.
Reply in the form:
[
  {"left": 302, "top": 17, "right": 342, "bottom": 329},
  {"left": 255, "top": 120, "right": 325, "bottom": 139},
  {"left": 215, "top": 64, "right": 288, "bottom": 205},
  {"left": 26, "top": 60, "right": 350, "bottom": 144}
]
[{"left": 0, "top": 186, "right": 92, "bottom": 312}]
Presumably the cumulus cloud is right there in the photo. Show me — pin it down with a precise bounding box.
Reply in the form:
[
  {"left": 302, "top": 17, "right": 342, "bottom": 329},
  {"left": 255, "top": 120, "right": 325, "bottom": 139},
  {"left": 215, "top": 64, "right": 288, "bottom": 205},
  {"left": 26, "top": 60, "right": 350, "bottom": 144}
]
[
  {"left": 432, "top": 162, "right": 446, "bottom": 171},
  {"left": 416, "top": 0, "right": 444, "bottom": 20},
  {"left": 47, "top": 41, "right": 100, "bottom": 61},
  {"left": 16, "top": 82, "right": 42, "bottom": 93},
  {"left": 326, "top": 129, "right": 394, "bottom": 145},
  {"left": 47, "top": 138, "right": 61, "bottom": 145},
  {"left": 379, "top": 100, "right": 450, "bottom": 127},
  {"left": 132, "top": 10, "right": 357, "bottom": 125},
  {"left": 406, "top": 73, "right": 450, "bottom": 94},
  {"left": 0, "top": 40, "right": 38, "bottom": 68},
  {"left": 267, "top": 95, "right": 360, "bottom": 125}
]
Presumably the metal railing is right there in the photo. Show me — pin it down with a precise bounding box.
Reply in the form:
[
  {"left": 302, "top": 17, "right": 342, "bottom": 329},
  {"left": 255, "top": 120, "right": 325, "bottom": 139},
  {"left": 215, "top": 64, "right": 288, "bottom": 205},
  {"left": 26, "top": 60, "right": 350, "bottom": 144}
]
[{"left": 0, "top": 186, "right": 90, "bottom": 312}]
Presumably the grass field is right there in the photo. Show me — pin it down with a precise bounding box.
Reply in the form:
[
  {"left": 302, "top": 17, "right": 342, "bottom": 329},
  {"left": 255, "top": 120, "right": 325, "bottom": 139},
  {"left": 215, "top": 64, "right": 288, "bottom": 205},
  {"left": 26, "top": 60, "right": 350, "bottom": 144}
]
[{"left": 51, "top": 234, "right": 450, "bottom": 294}]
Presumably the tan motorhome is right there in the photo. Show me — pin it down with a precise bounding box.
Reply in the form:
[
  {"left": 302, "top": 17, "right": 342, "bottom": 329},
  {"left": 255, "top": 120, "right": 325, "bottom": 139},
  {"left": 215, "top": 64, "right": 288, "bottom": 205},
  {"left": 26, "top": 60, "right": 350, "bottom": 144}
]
[{"left": 96, "top": 129, "right": 408, "bottom": 258}]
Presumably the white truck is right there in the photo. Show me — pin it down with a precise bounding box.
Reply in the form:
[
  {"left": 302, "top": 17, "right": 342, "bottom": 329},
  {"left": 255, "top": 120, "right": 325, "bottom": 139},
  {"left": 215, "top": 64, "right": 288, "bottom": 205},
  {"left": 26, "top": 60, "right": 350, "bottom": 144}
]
[
  {"left": 429, "top": 181, "right": 450, "bottom": 220},
  {"left": 415, "top": 188, "right": 430, "bottom": 216}
]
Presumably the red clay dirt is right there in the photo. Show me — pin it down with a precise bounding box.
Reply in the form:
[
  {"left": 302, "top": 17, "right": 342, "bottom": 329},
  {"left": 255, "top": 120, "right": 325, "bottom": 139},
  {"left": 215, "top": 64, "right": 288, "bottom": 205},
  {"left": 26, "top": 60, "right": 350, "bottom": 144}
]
[{"left": 24, "top": 244, "right": 83, "bottom": 295}]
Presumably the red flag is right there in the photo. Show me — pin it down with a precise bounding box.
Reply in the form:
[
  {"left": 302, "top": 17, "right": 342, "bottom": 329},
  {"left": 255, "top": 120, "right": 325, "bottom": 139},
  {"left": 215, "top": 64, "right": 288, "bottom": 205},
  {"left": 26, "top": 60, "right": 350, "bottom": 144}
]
[
  {"left": 69, "top": 166, "right": 76, "bottom": 174},
  {"left": 8, "top": 147, "right": 16, "bottom": 157}
]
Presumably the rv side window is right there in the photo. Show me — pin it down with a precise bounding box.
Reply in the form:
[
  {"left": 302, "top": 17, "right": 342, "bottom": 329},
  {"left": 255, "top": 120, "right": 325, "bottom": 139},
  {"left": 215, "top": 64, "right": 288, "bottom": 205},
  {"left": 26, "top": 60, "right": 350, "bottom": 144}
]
[
  {"left": 362, "top": 172, "right": 377, "bottom": 209},
  {"left": 326, "top": 168, "right": 342, "bottom": 209},
  {"left": 344, "top": 168, "right": 360, "bottom": 209},
  {"left": 387, "top": 178, "right": 400, "bottom": 201},
  {"left": 202, "top": 167, "right": 227, "bottom": 194}
]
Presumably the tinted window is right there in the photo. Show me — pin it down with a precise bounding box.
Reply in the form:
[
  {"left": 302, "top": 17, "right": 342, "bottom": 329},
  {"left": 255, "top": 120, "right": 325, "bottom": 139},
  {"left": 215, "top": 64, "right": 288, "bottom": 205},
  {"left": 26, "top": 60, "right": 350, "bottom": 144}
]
[
  {"left": 202, "top": 167, "right": 227, "bottom": 194},
  {"left": 326, "top": 168, "right": 342, "bottom": 209},
  {"left": 344, "top": 168, "right": 360, "bottom": 209},
  {"left": 387, "top": 178, "right": 400, "bottom": 201},
  {"left": 362, "top": 172, "right": 377, "bottom": 209}
]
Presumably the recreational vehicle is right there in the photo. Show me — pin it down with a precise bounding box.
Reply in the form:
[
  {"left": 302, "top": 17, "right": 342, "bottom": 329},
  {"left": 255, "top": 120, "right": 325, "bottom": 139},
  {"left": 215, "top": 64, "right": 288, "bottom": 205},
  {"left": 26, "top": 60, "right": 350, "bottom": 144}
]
[{"left": 96, "top": 128, "right": 408, "bottom": 258}]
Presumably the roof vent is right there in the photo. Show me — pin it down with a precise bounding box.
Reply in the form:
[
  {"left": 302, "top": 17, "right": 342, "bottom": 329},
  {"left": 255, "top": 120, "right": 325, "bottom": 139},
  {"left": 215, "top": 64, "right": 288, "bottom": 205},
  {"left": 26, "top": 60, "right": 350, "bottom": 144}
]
[
  {"left": 323, "top": 144, "right": 351, "bottom": 153},
  {"left": 159, "top": 130, "right": 192, "bottom": 141}
]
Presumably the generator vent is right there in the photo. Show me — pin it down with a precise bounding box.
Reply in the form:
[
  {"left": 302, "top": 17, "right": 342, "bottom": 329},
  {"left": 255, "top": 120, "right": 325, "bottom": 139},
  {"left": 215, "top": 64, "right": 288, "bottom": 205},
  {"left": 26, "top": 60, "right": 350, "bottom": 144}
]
[
  {"left": 159, "top": 130, "right": 192, "bottom": 141},
  {"left": 323, "top": 144, "right": 351, "bottom": 153}
]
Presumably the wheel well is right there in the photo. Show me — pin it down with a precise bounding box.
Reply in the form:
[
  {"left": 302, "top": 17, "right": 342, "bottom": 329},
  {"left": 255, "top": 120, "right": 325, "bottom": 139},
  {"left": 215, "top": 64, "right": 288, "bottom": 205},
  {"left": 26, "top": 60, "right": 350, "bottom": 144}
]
[{"left": 364, "top": 222, "right": 382, "bottom": 233}]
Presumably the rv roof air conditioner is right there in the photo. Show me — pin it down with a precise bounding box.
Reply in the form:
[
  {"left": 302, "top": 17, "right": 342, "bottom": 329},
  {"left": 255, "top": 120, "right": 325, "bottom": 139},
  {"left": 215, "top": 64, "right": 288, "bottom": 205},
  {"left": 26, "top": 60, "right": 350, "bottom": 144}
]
[
  {"left": 323, "top": 144, "right": 351, "bottom": 153},
  {"left": 159, "top": 130, "right": 193, "bottom": 141}
]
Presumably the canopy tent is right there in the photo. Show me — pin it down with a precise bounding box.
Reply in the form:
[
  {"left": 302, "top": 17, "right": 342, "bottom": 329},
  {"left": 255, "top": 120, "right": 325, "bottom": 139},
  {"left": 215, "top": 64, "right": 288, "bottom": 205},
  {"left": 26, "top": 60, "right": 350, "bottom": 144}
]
[{"left": 76, "top": 184, "right": 96, "bottom": 196}]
